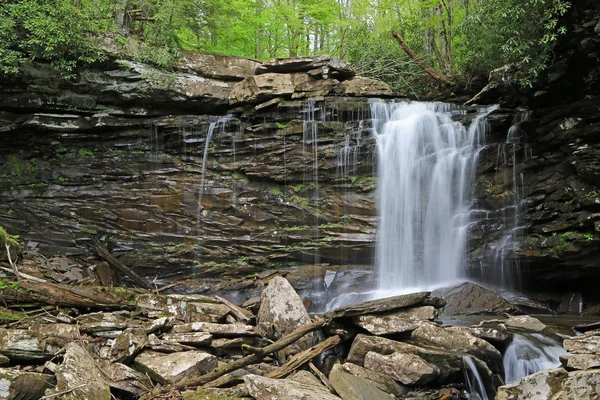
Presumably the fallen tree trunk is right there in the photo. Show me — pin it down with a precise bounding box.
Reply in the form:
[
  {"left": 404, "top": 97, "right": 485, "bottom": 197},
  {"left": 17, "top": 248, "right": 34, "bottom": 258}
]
[
  {"left": 172, "top": 318, "right": 327, "bottom": 390},
  {"left": 391, "top": 31, "right": 454, "bottom": 86}
]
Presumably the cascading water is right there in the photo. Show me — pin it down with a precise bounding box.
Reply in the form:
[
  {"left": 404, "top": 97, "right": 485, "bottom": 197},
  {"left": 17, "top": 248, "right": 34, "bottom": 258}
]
[
  {"left": 503, "top": 333, "right": 568, "bottom": 384},
  {"left": 463, "top": 355, "right": 491, "bottom": 400},
  {"left": 371, "top": 100, "right": 496, "bottom": 293}
]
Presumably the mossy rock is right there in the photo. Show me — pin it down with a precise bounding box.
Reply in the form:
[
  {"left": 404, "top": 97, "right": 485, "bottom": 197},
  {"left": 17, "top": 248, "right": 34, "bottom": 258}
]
[{"left": 0, "top": 226, "right": 21, "bottom": 261}]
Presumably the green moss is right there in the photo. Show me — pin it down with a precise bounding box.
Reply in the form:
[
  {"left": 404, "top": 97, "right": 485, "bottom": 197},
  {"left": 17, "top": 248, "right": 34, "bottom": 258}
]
[
  {"left": 0, "top": 226, "right": 21, "bottom": 258},
  {"left": 269, "top": 186, "right": 282, "bottom": 195},
  {"left": 78, "top": 148, "right": 95, "bottom": 158},
  {"left": 0, "top": 307, "right": 26, "bottom": 324}
]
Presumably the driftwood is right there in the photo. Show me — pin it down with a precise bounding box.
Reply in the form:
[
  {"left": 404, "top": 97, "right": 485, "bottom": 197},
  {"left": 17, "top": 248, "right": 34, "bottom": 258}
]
[
  {"left": 391, "top": 32, "right": 454, "bottom": 86},
  {"left": 309, "top": 361, "right": 334, "bottom": 392},
  {"left": 266, "top": 334, "right": 343, "bottom": 379},
  {"left": 94, "top": 241, "right": 153, "bottom": 289},
  {"left": 174, "top": 319, "right": 327, "bottom": 389}
]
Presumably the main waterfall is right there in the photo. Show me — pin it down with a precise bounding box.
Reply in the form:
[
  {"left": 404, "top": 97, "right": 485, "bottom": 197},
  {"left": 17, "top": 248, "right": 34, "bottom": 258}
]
[{"left": 371, "top": 100, "right": 493, "bottom": 293}]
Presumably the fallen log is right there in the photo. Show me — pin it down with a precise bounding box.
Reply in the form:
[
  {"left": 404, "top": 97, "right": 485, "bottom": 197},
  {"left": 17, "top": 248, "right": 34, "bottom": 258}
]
[{"left": 173, "top": 318, "right": 327, "bottom": 390}]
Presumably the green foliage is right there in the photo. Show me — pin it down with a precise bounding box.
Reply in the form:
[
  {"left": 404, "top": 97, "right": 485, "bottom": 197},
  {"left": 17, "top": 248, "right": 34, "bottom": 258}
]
[
  {"left": 78, "top": 148, "right": 94, "bottom": 158},
  {"left": 0, "top": 226, "right": 21, "bottom": 258}
]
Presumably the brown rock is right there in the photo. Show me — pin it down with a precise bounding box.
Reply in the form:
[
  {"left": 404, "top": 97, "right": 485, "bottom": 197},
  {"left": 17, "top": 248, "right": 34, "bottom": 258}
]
[
  {"left": 333, "top": 77, "right": 394, "bottom": 97},
  {"left": 364, "top": 351, "right": 439, "bottom": 385},
  {"left": 179, "top": 51, "right": 260, "bottom": 80},
  {"left": 353, "top": 306, "right": 437, "bottom": 335}
]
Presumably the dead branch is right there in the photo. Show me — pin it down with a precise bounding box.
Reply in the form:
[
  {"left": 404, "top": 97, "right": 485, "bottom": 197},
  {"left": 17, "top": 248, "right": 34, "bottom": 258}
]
[{"left": 94, "top": 241, "right": 153, "bottom": 289}]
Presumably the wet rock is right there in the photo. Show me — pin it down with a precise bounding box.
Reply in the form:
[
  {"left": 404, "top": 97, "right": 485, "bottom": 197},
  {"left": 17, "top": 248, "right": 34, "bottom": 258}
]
[
  {"left": 109, "top": 327, "right": 148, "bottom": 364},
  {"left": 558, "top": 292, "right": 584, "bottom": 314},
  {"left": 411, "top": 323, "right": 504, "bottom": 374},
  {"left": 504, "top": 315, "right": 547, "bottom": 332},
  {"left": 244, "top": 374, "right": 341, "bottom": 400},
  {"left": 325, "top": 292, "right": 433, "bottom": 319},
  {"left": 256, "top": 56, "right": 355, "bottom": 79},
  {"left": 329, "top": 369, "right": 394, "bottom": 400},
  {"left": 0, "top": 329, "right": 60, "bottom": 361},
  {"left": 0, "top": 368, "right": 53, "bottom": 400},
  {"left": 433, "top": 282, "right": 517, "bottom": 315},
  {"left": 331, "top": 363, "right": 408, "bottom": 397},
  {"left": 171, "top": 322, "right": 262, "bottom": 336},
  {"left": 0, "top": 355, "right": 8, "bottom": 366},
  {"left": 469, "top": 324, "right": 513, "bottom": 349},
  {"left": 364, "top": 351, "right": 440, "bottom": 385},
  {"left": 352, "top": 306, "right": 437, "bottom": 336},
  {"left": 257, "top": 277, "right": 314, "bottom": 353},
  {"left": 333, "top": 77, "right": 394, "bottom": 97},
  {"left": 133, "top": 350, "right": 217, "bottom": 384},
  {"left": 46, "top": 342, "right": 111, "bottom": 400},
  {"left": 161, "top": 332, "right": 213, "bottom": 346}
]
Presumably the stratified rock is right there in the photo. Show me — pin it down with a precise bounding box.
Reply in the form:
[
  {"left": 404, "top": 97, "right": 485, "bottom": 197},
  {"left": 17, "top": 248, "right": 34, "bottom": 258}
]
[
  {"left": 147, "top": 334, "right": 196, "bottom": 353},
  {"left": 109, "top": 327, "right": 148, "bottom": 364},
  {"left": 411, "top": 324, "right": 504, "bottom": 374},
  {"left": 161, "top": 332, "right": 213, "bottom": 346},
  {"left": 332, "top": 363, "right": 408, "bottom": 397},
  {"left": 470, "top": 325, "right": 513, "bottom": 349},
  {"left": 257, "top": 277, "right": 314, "bottom": 352},
  {"left": 46, "top": 342, "right": 111, "bottom": 400},
  {"left": 230, "top": 73, "right": 296, "bottom": 104},
  {"left": 496, "top": 368, "right": 567, "bottom": 400},
  {"left": 171, "top": 322, "right": 262, "bottom": 336},
  {"left": 0, "top": 368, "right": 53, "bottom": 400},
  {"left": 133, "top": 350, "right": 217, "bottom": 384},
  {"left": 77, "top": 311, "right": 132, "bottom": 338},
  {"left": 107, "top": 363, "right": 152, "bottom": 397},
  {"left": 329, "top": 369, "right": 394, "bottom": 400},
  {"left": 333, "top": 77, "right": 394, "bottom": 97},
  {"left": 433, "top": 282, "right": 517, "bottom": 315},
  {"left": 256, "top": 56, "right": 355, "bottom": 79},
  {"left": 563, "top": 332, "right": 600, "bottom": 354},
  {"left": 325, "top": 292, "right": 432, "bottom": 319},
  {"left": 137, "top": 294, "right": 229, "bottom": 323},
  {"left": 562, "top": 353, "right": 600, "bottom": 370},
  {"left": 179, "top": 51, "right": 260, "bottom": 80},
  {"left": 0, "top": 329, "right": 60, "bottom": 361},
  {"left": 143, "top": 316, "right": 176, "bottom": 334},
  {"left": 364, "top": 351, "right": 440, "bottom": 385},
  {"left": 504, "top": 315, "right": 547, "bottom": 332},
  {"left": 353, "top": 306, "right": 437, "bottom": 335},
  {"left": 244, "top": 374, "right": 341, "bottom": 400}
]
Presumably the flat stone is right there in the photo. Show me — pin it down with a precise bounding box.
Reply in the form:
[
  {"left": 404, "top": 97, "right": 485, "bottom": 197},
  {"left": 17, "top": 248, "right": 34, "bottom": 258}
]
[
  {"left": 109, "top": 327, "right": 148, "bottom": 364},
  {"left": 161, "top": 332, "right": 213, "bottom": 346},
  {"left": 333, "top": 76, "right": 394, "bottom": 97},
  {"left": 171, "top": 322, "right": 262, "bottom": 337},
  {"left": 134, "top": 350, "right": 217, "bottom": 384},
  {"left": 364, "top": 351, "right": 439, "bottom": 385},
  {"left": 505, "top": 315, "right": 547, "bottom": 332},
  {"left": 244, "top": 374, "right": 341, "bottom": 400},
  {"left": 0, "top": 329, "right": 60, "bottom": 361},
  {"left": 325, "top": 292, "right": 432, "bottom": 319},
  {"left": 256, "top": 56, "right": 355, "bottom": 79},
  {"left": 469, "top": 325, "right": 513, "bottom": 348},
  {"left": 107, "top": 362, "right": 152, "bottom": 397},
  {"left": 147, "top": 334, "right": 196, "bottom": 353},
  {"left": 0, "top": 368, "right": 53, "bottom": 400},
  {"left": 329, "top": 369, "right": 394, "bottom": 400},
  {"left": 230, "top": 73, "right": 296, "bottom": 104},
  {"left": 179, "top": 51, "right": 260, "bottom": 80},
  {"left": 77, "top": 311, "right": 132, "bottom": 336},
  {"left": 562, "top": 353, "right": 600, "bottom": 370},
  {"left": 353, "top": 306, "right": 437, "bottom": 335},
  {"left": 143, "top": 316, "right": 176, "bottom": 334},
  {"left": 564, "top": 333, "right": 600, "bottom": 354},
  {"left": 332, "top": 363, "right": 408, "bottom": 397},
  {"left": 433, "top": 282, "right": 517, "bottom": 315},
  {"left": 45, "top": 342, "right": 111, "bottom": 400}
]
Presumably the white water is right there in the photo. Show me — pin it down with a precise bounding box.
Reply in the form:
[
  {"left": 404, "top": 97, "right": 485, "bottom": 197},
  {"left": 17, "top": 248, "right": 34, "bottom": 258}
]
[
  {"left": 503, "top": 333, "right": 568, "bottom": 384},
  {"left": 463, "top": 355, "right": 490, "bottom": 400},
  {"left": 371, "top": 100, "right": 496, "bottom": 292}
]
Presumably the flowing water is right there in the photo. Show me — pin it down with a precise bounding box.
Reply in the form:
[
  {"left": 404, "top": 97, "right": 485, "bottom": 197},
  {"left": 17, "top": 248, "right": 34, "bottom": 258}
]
[
  {"left": 503, "top": 333, "right": 568, "bottom": 384},
  {"left": 463, "top": 355, "right": 491, "bottom": 400},
  {"left": 371, "top": 100, "right": 496, "bottom": 293}
]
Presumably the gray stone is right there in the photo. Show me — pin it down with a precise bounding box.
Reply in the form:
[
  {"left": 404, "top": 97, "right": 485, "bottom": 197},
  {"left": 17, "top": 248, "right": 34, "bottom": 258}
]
[
  {"left": 364, "top": 351, "right": 439, "bottom": 385},
  {"left": 469, "top": 324, "right": 513, "bottom": 348},
  {"left": 496, "top": 368, "right": 567, "bottom": 400},
  {"left": 77, "top": 311, "right": 132, "bottom": 336},
  {"left": 332, "top": 363, "right": 408, "bottom": 397},
  {"left": 433, "top": 282, "right": 517, "bottom": 315},
  {"left": 564, "top": 332, "right": 600, "bottom": 354},
  {"left": 290, "top": 370, "right": 323, "bottom": 387},
  {"left": 133, "top": 350, "right": 217, "bottom": 384},
  {"left": 107, "top": 362, "right": 152, "bottom": 397},
  {"left": 109, "top": 327, "right": 148, "bottom": 364},
  {"left": 256, "top": 56, "right": 355, "bottom": 79},
  {"left": 170, "top": 322, "right": 262, "bottom": 336},
  {"left": 333, "top": 76, "right": 394, "bottom": 97},
  {"left": 143, "top": 316, "right": 176, "bottom": 334},
  {"left": 411, "top": 323, "right": 504, "bottom": 374},
  {"left": 0, "top": 329, "right": 60, "bottom": 361},
  {"left": 257, "top": 277, "right": 315, "bottom": 354},
  {"left": 244, "top": 374, "right": 341, "bottom": 400},
  {"left": 353, "top": 306, "right": 437, "bottom": 335},
  {"left": 504, "top": 315, "right": 547, "bottom": 332},
  {"left": 325, "top": 292, "right": 432, "bottom": 319},
  {"left": 562, "top": 353, "right": 600, "bottom": 370},
  {"left": 329, "top": 368, "right": 394, "bottom": 400},
  {"left": 45, "top": 342, "right": 111, "bottom": 400},
  {"left": 147, "top": 334, "right": 196, "bottom": 353},
  {"left": 0, "top": 368, "right": 53, "bottom": 400},
  {"left": 161, "top": 332, "right": 213, "bottom": 346}
]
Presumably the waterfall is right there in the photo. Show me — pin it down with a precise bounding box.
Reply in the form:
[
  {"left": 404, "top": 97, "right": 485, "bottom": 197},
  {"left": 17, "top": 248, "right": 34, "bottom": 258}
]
[
  {"left": 371, "top": 100, "right": 496, "bottom": 292},
  {"left": 463, "top": 355, "right": 490, "bottom": 400},
  {"left": 503, "top": 333, "right": 567, "bottom": 384}
]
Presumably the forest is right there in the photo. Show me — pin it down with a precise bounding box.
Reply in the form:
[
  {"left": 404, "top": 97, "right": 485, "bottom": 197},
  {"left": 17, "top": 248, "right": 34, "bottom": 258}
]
[{"left": 0, "top": 0, "right": 570, "bottom": 91}]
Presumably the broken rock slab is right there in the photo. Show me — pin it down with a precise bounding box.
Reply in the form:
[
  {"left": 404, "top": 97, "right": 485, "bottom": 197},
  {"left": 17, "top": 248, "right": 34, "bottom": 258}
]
[
  {"left": 0, "top": 328, "right": 60, "bottom": 362},
  {"left": 45, "top": 342, "right": 111, "bottom": 400},
  {"left": 256, "top": 56, "right": 355, "bottom": 79},
  {"left": 353, "top": 306, "right": 437, "bottom": 336},
  {"left": 161, "top": 332, "right": 213, "bottom": 347},
  {"left": 134, "top": 350, "right": 217, "bottom": 384},
  {"left": 0, "top": 368, "right": 53, "bottom": 400},
  {"left": 171, "top": 321, "right": 262, "bottom": 337},
  {"left": 325, "top": 291, "right": 435, "bottom": 320},
  {"left": 329, "top": 368, "right": 395, "bottom": 400},
  {"left": 332, "top": 363, "right": 408, "bottom": 397},
  {"left": 244, "top": 374, "right": 341, "bottom": 400},
  {"left": 433, "top": 282, "right": 518, "bottom": 315},
  {"left": 364, "top": 351, "right": 440, "bottom": 385},
  {"left": 504, "top": 315, "right": 547, "bottom": 332},
  {"left": 109, "top": 327, "right": 148, "bottom": 364}
]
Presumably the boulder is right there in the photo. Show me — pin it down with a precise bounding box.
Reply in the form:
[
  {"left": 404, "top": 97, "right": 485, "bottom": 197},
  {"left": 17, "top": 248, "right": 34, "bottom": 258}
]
[
  {"left": 353, "top": 306, "right": 437, "bottom": 336},
  {"left": 137, "top": 293, "right": 229, "bottom": 322},
  {"left": 411, "top": 323, "right": 504, "bottom": 374},
  {"left": 563, "top": 332, "right": 600, "bottom": 354},
  {"left": 562, "top": 353, "right": 600, "bottom": 370},
  {"left": 256, "top": 277, "right": 315, "bottom": 353},
  {"left": 230, "top": 73, "right": 296, "bottom": 104},
  {"left": 171, "top": 322, "right": 262, "bottom": 336},
  {"left": 469, "top": 324, "right": 513, "bottom": 349},
  {"left": 244, "top": 374, "right": 341, "bottom": 400},
  {"left": 0, "top": 368, "right": 53, "bottom": 400},
  {"left": 504, "top": 315, "right": 547, "bottom": 332},
  {"left": 329, "top": 369, "right": 394, "bottom": 400},
  {"left": 256, "top": 56, "right": 355, "bottom": 79},
  {"left": 433, "top": 282, "right": 517, "bottom": 315},
  {"left": 133, "top": 350, "right": 217, "bottom": 384},
  {"left": 109, "top": 327, "right": 148, "bottom": 364},
  {"left": 161, "top": 332, "right": 213, "bottom": 346},
  {"left": 179, "top": 51, "right": 260, "bottom": 80},
  {"left": 107, "top": 363, "right": 152, "bottom": 397},
  {"left": 496, "top": 368, "right": 600, "bottom": 399},
  {"left": 45, "top": 342, "right": 111, "bottom": 400},
  {"left": 332, "top": 363, "right": 408, "bottom": 397},
  {"left": 0, "top": 329, "right": 60, "bottom": 361},
  {"left": 364, "top": 351, "right": 440, "bottom": 385},
  {"left": 333, "top": 77, "right": 394, "bottom": 97}
]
